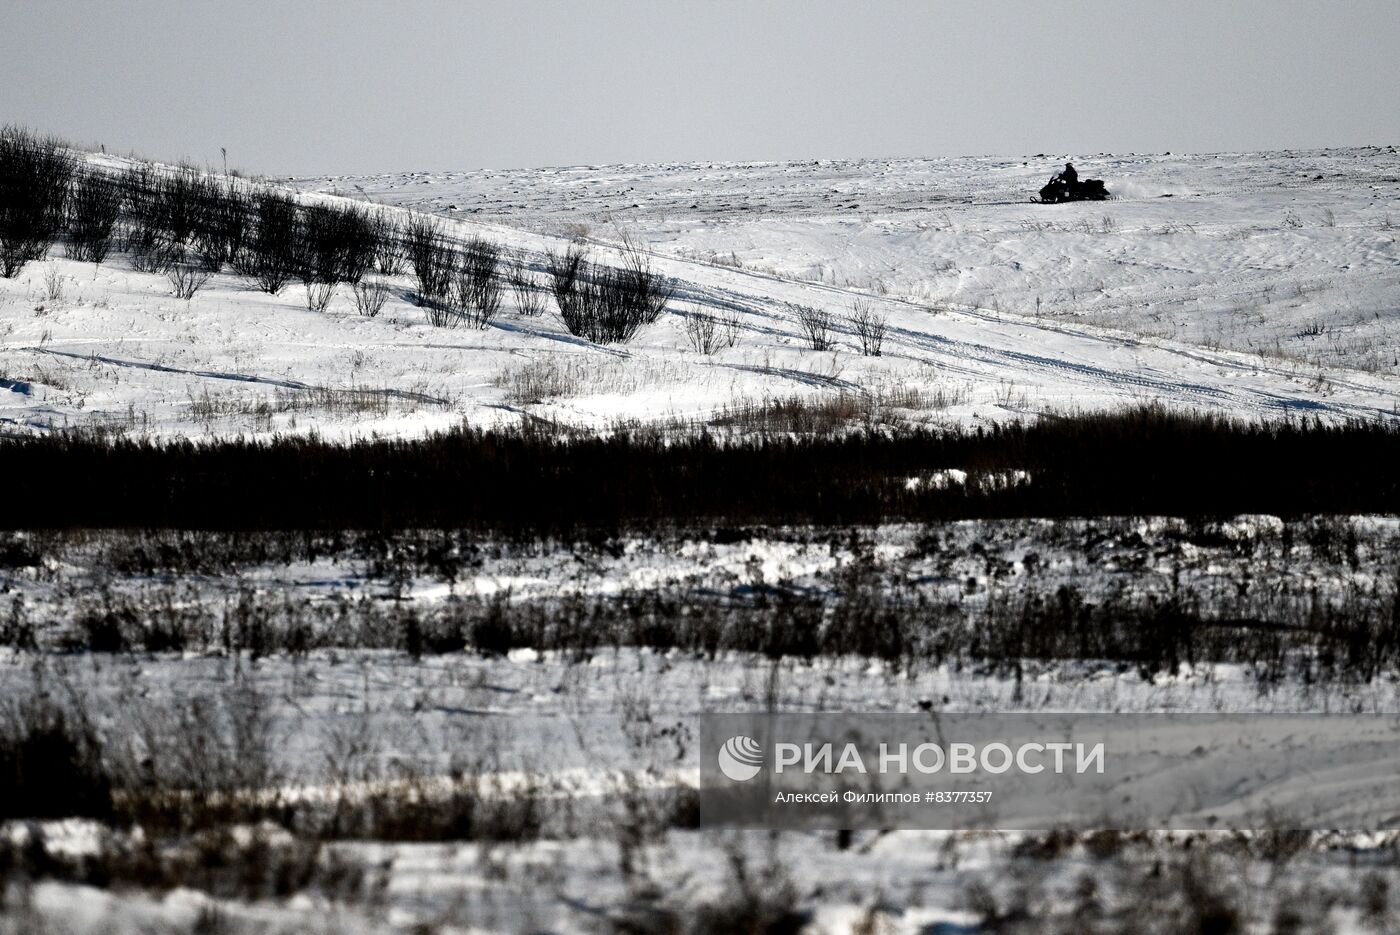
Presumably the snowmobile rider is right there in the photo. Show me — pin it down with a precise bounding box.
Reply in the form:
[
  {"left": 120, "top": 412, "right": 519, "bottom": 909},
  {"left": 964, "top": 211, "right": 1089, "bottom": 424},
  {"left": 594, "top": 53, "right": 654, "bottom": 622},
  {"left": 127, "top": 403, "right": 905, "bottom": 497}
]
[{"left": 1059, "top": 162, "right": 1078, "bottom": 185}]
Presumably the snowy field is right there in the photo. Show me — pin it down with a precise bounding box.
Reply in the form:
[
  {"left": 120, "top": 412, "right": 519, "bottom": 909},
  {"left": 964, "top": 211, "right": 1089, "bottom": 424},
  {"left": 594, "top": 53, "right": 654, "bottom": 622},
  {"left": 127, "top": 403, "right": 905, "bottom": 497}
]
[
  {"left": 5, "top": 145, "right": 1400, "bottom": 933},
  {"left": 4, "top": 521, "right": 1400, "bottom": 932},
  {"left": 3, "top": 148, "right": 1400, "bottom": 440}
]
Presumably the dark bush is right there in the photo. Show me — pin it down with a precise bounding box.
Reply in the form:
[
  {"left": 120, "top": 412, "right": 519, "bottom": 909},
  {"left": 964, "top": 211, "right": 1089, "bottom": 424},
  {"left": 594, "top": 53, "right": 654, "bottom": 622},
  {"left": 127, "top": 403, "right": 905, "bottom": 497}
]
[
  {"left": 792, "top": 302, "right": 835, "bottom": 351},
  {"left": 617, "top": 235, "right": 672, "bottom": 324},
  {"left": 305, "top": 279, "right": 335, "bottom": 313},
  {"left": 0, "top": 826, "right": 370, "bottom": 904},
  {"left": 849, "top": 299, "right": 887, "bottom": 356},
  {"left": 168, "top": 262, "right": 212, "bottom": 300},
  {"left": 0, "top": 126, "right": 74, "bottom": 277},
  {"left": 546, "top": 242, "right": 587, "bottom": 310},
  {"left": 147, "top": 167, "right": 211, "bottom": 250},
  {"left": 405, "top": 215, "right": 454, "bottom": 307},
  {"left": 248, "top": 190, "right": 300, "bottom": 294},
  {"left": 10, "top": 527, "right": 1400, "bottom": 683},
  {"left": 65, "top": 168, "right": 123, "bottom": 263},
  {"left": 192, "top": 182, "right": 250, "bottom": 272},
  {"left": 507, "top": 250, "right": 547, "bottom": 316},
  {"left": 0, "top": 692, "right": 113, "bottom": 821},
  {"left": 296, "top": 201, "right": 377, "bottom": 285},
  {"left": 551, "top": 241, "right": 672, "bottom": 344},
  {"left": 120, "top": 168, "right": 250, "bottom": 275},
  {"left": 121, "top": 165, "right": 182, "bottom": 272},
  {"left": 372, "top": 212, "right": 405, "bottom": 275},
  {"left": 455, "top": 236, "right": 503, "bottom": 328}
]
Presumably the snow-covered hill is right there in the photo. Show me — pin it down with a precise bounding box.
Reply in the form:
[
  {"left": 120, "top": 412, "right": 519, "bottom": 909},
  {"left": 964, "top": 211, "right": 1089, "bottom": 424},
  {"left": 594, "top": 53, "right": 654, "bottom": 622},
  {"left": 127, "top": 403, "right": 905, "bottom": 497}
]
[
  {"left": 303, "top": 146, "right": 1400, "bottom": 372},
  {"left": 3, "top": 147, "right": 1398, "bottom": 440}
]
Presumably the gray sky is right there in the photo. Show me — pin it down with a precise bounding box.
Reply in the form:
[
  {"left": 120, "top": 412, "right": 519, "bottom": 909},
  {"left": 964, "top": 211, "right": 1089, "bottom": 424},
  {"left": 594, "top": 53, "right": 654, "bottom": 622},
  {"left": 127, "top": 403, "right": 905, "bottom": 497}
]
[{"left": 3, "top": 0, "right": 1396, "bottom": 176}]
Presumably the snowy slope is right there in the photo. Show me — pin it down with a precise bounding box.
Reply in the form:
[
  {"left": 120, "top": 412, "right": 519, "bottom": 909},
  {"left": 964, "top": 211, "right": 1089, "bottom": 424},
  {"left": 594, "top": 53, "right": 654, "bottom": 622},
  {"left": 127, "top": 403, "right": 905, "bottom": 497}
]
[
  {"left": 3, "top": 148, "right": 1399, "bottom": 440},
  {"left": 305, "top": 147, "right": 1400, "bottom": 364}
]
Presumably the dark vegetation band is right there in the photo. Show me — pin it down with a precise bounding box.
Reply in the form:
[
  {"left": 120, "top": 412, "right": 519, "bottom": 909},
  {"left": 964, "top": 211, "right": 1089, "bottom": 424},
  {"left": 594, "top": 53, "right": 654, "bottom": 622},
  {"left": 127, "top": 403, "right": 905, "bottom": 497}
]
[{"left": 4, "top": 406, "right": 1398, "bottom": 529}]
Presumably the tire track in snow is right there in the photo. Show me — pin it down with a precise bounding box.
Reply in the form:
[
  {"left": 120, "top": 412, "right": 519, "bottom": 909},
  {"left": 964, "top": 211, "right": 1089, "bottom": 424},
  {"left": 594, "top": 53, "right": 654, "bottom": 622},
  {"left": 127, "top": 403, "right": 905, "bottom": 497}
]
[
  {"left": 658, "top": 249, "right": 1400, "bottom": 420},
  {"left": 22, "top": 347, "right": 452, "bottom": 406}
]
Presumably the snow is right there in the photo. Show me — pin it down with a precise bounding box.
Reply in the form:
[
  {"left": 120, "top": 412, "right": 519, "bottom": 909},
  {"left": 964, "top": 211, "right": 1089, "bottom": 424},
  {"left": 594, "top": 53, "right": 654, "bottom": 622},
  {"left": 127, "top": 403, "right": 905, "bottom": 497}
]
[
  {"left": 6, "top": 145, "right": 1400, "bottom": 930},
  {"left": 5, "top": 637, "right": 1400, "bottom": 932},
  {"left": 3, "top": 147, "right": 1399, "bottom": 440},
  {"left": 304, "top": 146, "right": 1400, "bottom": 376}
]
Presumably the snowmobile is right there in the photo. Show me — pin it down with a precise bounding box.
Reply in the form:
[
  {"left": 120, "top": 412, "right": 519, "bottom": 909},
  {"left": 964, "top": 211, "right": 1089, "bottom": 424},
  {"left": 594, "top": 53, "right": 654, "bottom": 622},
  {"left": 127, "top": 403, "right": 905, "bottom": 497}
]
[{"left": 1036, "top": 175, "right": 1111, "bottom": 203}]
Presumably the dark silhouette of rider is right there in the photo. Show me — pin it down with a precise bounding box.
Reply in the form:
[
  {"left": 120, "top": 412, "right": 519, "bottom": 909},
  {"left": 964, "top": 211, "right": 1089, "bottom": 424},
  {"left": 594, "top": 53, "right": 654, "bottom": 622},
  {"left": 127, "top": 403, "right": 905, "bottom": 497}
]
[{"left": 1059, "top": 162, "right": 1078, "bottom": 185}]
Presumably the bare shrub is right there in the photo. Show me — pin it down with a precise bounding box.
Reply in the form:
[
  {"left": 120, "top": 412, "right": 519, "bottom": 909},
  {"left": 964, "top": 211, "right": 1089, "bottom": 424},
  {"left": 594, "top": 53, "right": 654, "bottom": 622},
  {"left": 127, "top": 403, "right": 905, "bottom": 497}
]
[
  {"left": 405, "top": 215, "right": 454, "bottom": 307},
  {"left": 423, "top": 301, "right": 460, "bottom": 328},
  {"left": 168, "top": 263, "right": 212, "bottom": 300},
  {"left": 119, "top": 165, "right": 213, "bottom": 270},
  {"left": 186, "top": 386, "right": 409, "bottom": 430},
  {"left": 65, "top": 168, "right": 123, "bottom": 263},
  {"left": 119, "top": 166, "right": 215, "bottom": 275},
  {"left": 849, "top": 299, "right": 888, "bottom": 356},
  {"left": 551, "top": 238, "right": 672, "bottom": 344},
  {"left": 328, "top": 758, "right": 545, "bottom": 844},
  {"left": 115, "top": 684, "right": 284, "bottom": 831},
  {"left": 352, "top": 277, "right": 389, "bottom": 318},
  {"left": 616, "top": 232, "right": 673, "bottom": 324},
  {"left": 192, "top": 182, "right": 249, "bottom": 272},
  {"left": 683, "top": 308, "right": 740, "bottom": 355},
  {"left": 296, "top": 201, "right": 377, "bottom": 285},
  {"left": 0, "top": 126, "right": 75, "bottom": 277},
  {"left": 683, "top": 309, "right": 721, "bottom": 355},
  {"left": 372, "top": 213, "right": 405, "bottom": 274},
  {"left": 553, "top": 268, "right": 604, "bottom": 342},
  {"left": 546, "top": 243, "right": 588, "bottom": 310},
  {"left": 1360, "top": 872, "right": 1391, "bottom": 927},
  {"left": 610, "top": 843, "right": 807, "bottom": 934},
  {"left": 963, "top": 843, "right": 1250, "bottom": 934},
  {"left": 248, "top": 190, "right": 299, "bottom": 294},
  {"left": 158, "top": 167, "right": 210, "bottom": 247},
  {"left": 128, "top": 230, "right": 180, "bottom": 273},
  {"left": 548, "top": 244, "right": 593, "bottom": 336},
  {"left": 41, "top": 263, "right": 64, "bottom": 302},
  {"left": 120, "top": 166, "right": 173, "bottom": 272},
  {"left": 507, "top": 250, "right": 546, "bottom": 316},
  {"left": 791, "top": 302, "right": 835, "bottom": 350},
  {"left": 456, "top": 236, "right": 503, "bottom": 328},
  {"left": 306, "top": 280, "right": 335, "bottom": 314}
]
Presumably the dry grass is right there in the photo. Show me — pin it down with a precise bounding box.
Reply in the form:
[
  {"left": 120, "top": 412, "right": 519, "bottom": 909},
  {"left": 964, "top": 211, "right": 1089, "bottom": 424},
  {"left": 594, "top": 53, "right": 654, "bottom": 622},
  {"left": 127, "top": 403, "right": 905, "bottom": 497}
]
[
  {"left": 185, "top": 385, "right": 435, "bottom": 428},
  {"left": 494, "top": 355, "right": 692, "bottom": 405},
  {"left": 493, "top": 358, "right": 583, "bottom": 404},
  {"left": 710, "top": 386, "right": 952, "bottom": 435}
]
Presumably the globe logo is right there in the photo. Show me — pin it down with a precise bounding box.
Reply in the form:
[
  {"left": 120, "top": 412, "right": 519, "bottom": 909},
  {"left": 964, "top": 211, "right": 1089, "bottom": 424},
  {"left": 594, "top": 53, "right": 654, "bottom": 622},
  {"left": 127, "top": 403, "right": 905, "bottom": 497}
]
[{"left": 717, "top": 735, "right": 764, "bottom": 781}]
